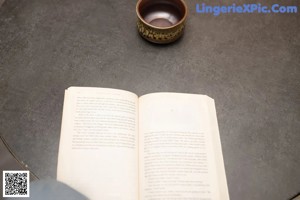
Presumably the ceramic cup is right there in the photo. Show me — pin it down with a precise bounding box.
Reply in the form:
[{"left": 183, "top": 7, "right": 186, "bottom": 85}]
[{"left": 136, "top": 0, "right": 188, "bottom": 44}]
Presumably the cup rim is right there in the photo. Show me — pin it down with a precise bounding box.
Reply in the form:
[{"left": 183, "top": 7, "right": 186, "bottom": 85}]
[{"left": 136, "top": 0, "right": 188, "bottom": 30}]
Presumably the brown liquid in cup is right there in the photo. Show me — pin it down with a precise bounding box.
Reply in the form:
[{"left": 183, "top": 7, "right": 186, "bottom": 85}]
[{"left": 139, "top": 0, "right": 185, "bottom": 27}]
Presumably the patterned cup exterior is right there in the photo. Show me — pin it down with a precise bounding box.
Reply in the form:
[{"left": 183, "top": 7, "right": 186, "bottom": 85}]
[{"left": 137, "top": 19, "right": 185, "bottom": 44}]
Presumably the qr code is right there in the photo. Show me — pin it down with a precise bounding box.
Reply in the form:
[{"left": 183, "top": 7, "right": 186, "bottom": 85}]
[{"left": 3, "top": 170, "right": 29, "bottom": 197}]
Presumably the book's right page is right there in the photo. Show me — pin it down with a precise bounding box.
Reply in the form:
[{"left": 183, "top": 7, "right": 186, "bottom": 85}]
[{"left": 139, "top": 93, "right": 229, "bottom": 200}]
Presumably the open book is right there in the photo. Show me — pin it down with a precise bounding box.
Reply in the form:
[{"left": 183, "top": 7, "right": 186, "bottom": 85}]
[{"left": 57, "top": 87, "right": 230, "bottom": 200}]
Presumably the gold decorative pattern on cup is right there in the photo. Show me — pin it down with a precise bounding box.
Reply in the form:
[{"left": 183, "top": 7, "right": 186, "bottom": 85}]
[{"left": 137, "top": 19, "right": 185, "bottom": 43}]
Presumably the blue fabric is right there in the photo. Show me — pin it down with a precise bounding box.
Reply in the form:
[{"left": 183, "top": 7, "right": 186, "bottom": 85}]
[{"left": 5, "top": 180, "right": 88, "bottom": 200}]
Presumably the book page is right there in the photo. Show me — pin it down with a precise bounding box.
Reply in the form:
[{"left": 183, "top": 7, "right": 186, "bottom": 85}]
[
  {"left": 139, "top": 93, "right": 229, "bottom": 200},
  {"left": 57, "top": 87, "right": 139, "bottom": 200}
]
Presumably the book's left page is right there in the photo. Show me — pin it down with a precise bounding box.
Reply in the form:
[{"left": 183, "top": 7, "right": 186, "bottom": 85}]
[{"left": 57, "top": 87, "right": 139, "bottom": 200}]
